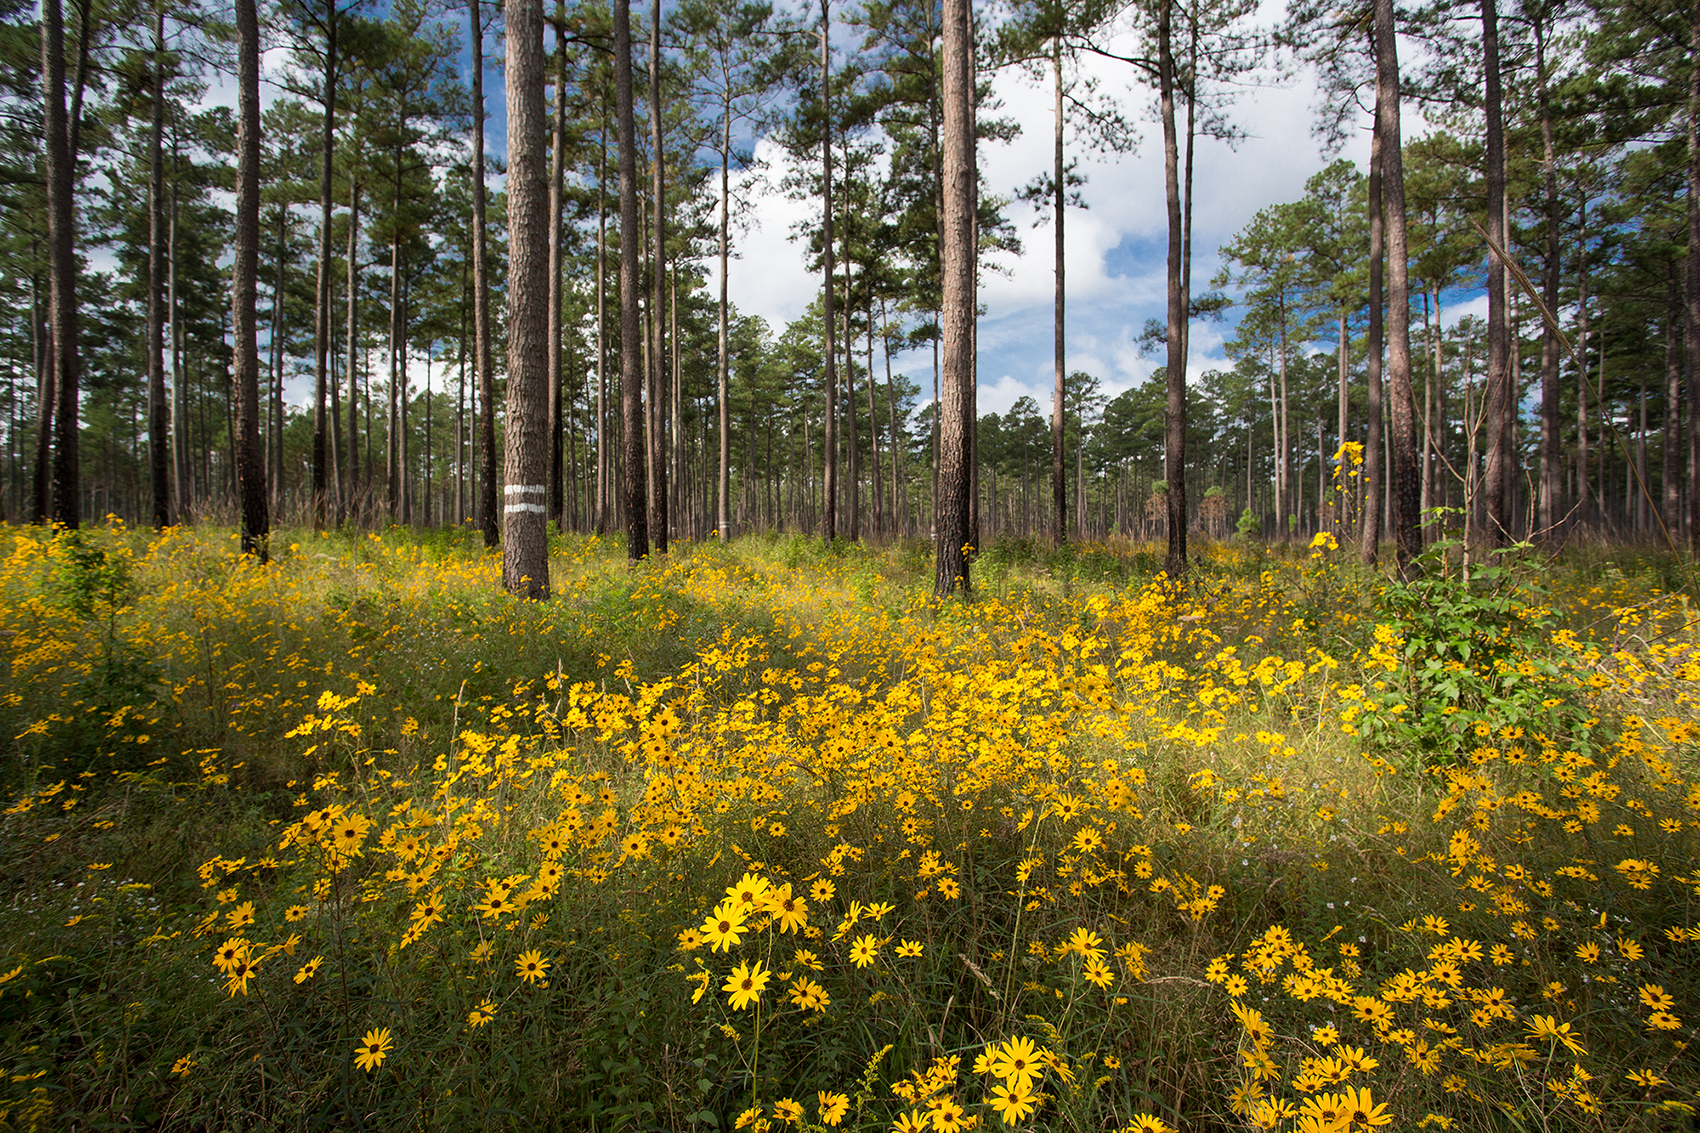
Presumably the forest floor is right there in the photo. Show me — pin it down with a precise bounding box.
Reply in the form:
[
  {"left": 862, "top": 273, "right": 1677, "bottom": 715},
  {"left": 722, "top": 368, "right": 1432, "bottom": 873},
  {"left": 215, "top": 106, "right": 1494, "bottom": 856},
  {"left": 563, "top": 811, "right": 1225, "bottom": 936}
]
[{"left": 0, "top": 522, "right": 1697, "bottom": 1131}]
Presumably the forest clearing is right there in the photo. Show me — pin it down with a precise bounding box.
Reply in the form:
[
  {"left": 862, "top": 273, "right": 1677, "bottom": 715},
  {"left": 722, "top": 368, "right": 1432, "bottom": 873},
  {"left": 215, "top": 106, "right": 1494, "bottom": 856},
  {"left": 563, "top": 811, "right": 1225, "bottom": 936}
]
[{"left": 0, "top": 522, "right": 1696, "bottom": 1130}]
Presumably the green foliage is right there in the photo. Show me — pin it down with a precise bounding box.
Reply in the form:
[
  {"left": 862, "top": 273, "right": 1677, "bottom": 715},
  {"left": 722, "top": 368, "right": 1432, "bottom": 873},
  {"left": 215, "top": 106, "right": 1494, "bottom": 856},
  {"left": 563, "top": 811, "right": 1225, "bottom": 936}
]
[{"left": 1360, "top": 551, "right": 1593, "bottom": 761}]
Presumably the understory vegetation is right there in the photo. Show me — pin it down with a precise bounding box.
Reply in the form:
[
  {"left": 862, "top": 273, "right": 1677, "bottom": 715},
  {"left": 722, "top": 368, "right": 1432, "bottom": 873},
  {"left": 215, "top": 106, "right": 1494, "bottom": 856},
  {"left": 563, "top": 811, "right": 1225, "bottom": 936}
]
[{"left": 0, "top": 523, "right": 1697, "bottom": 1132}]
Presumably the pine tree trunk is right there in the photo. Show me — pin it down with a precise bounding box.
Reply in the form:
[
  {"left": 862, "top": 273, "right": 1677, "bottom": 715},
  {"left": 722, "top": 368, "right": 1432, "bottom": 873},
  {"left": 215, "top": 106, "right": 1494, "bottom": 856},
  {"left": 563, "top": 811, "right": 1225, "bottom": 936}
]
[
  {"left": 471, "top": 0, "right": 498, "bottom": 547},
  {"left": 596, "top": 94, "right": 610, "bottom": 535},
  {"left": 717, "top": 94, "right": 732, "bottom": 540},
  {"left": 1376, "top": 0, "right": 1421, "bottom": 573},
  {"left": 548, "top": 11, "right": 567, "bottom": 532},
  {"left": 820, "top": 0, "right": 837, "bottom": 544},
  {"left": 935, "top": 0, "right": 972, "bottom": 595},
  {"left": 1482, "top": 0, "right": 1512, "bottom": 547},
  {"left": 232, "top": 0, "right": 267, "bottom": 556},
  {"left": 1687, "top": 4, "right": 1700, "bottom": 551},
  {"left": 1160, "top": 0, "right": 1187, "bottom": 577},
  {"left": 503, "top": 0, "right": 551, "bottom": 595},
  {"left": 615, "top": 0, "right": 648, "bottom": 560},
  {"left": 346, "top": 178, "right": 361, "bottom": 518},
  {"left": 649, "top": 0, "right": 669, "bottom": 553},
  {"left": 43, "top": 0, "right": 78, "bottom": 528},
  {"left": 1051, "top": 36, "right": 1066, "bottom": 545},
  {"left": 148, "top": 2, "right": 170, "bottom": 527},
  {"left": 311, "top": 7, "right": 337, "bottom": 530},
  {"left": 1360, "top": 87, "right": 1384, "bottom": 566},
  {"left": 1537, "top": 19, "right": 1561, "bottom": 539}
]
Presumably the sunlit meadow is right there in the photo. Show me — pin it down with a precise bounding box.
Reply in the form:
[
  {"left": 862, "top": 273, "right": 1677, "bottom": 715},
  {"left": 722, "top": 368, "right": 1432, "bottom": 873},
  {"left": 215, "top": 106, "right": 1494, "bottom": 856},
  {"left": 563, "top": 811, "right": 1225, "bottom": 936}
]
[{"left": 0, "top": 518, "right": 1697, "bottom": 1131}]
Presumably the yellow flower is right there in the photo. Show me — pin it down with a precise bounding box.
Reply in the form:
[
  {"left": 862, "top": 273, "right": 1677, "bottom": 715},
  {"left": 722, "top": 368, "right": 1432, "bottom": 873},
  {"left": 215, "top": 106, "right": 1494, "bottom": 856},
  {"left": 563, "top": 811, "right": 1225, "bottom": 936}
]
[
  {"left": 722, "top": 959, "right": 771, "bottom": 1011},
  {"left": 895, "top": 939, "right": 923, "bottom": 957},
  {"left": 772, "top": 1097, "right": 804, "bottom": 1124},
  {"left": 817, "top": 1091, "right": 849, "bottom": 1126},
  {"left": 1340, "top": 1084, "right": 1393, "bottom": 1127},
  {"left": 700, "top": 900, "right": 749, "bottom": 953},
  {"left": 353, "top": 1026, "right": 392, "bottom": 1072},
  {"left": 987, "top": 1036, "right": 1043, "bottom": 1093},
  {"left": 515, "top": 949, "right": 551, "bottom": 985},
  {"left": 293, "top": 956, "right": 322, "bottom": 983},
  {"left": 848, "top": 934, "right": 880, "bottom": 968},
  {"left": 467, "top": 999, "right": 497, "bottom": 1029},
  {"left": 986, "top": 1081, "right": 1037, "bottom": 1124}
]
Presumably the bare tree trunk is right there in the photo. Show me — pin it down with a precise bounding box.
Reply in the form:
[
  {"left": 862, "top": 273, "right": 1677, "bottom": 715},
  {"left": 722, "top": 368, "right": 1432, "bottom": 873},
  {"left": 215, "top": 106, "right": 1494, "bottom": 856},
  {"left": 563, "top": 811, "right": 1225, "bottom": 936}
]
[
  {"left": 1360, "top": 88, "right": 1384, "bottom": 565},
  {"left": 345, "top": 177, "right": 360, "bottom": 519},
  {"left": 387, "top": 169, "right": 403, "bottom": 518},
  {"left": 1688, "top": 4, "right": 1700, "bottom": 551},
  {"left": 503, "top": 0, "right": 550, "bottom": 596},
  {"left": 271, "top": 210, "right": 285, "bottom": 510},
  {"left": 1376, "top": 0, "right": 1421, "bottom": 573},
  {"left": 867, "top": 297, "right": 882, "bottom": 538},
  {"left": 596, "top": 93, "right": 610, "bottom": 535},
  {"left": 820, "top": 0, "right": 838, "bottom": 544},
  {"left": 233, "top": 0, "right": 267, "bottom": 556},
  {"left": 935, "top": 0, "right": 972, "bottom": 595},
  {"left": 1160, "top": 0, "right": 1187, "bottom": 577},
  {"left": 1482, "top": 0, "right": 1512, "bottom": 547},
  {"left": 43, "top": 0, "right": 78, "bottom": 528},
  {"left": 1050, "top": 35, "right": 1066, "bottom": 545},
  {"left": 1537, "top": 19, "right": 1561, "bottom": 540},
  {"left": 548, "top": 10, "right": 567, "bottom": 532},
  {"left": 649, "top": 0, "right": 669, "bottom": 553},
  {"left": 148, "top": 2, "right": 170, "bottom": 527},
  {"left": 1667, "top": 275, "right": 1684, "bottom": 534},
  {"left": 311, "top": 6, "right": 337, "bottom": 530},
  {"left": 717, "top": 92, "right": 732, "bottom": 540},
  {"left": 615, "top": 0, "right": 648, "bottom": 561},
  {"left": 471, "top": 0, "right": 498, "bottom": 547}
]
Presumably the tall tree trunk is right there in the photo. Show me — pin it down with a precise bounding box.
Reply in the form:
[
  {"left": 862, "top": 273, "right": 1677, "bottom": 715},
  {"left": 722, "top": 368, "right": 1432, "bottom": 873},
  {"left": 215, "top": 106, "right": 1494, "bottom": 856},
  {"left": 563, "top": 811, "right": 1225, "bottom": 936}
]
[
  {"left": 1578, "top": 190, "right": 1592, "bottom": 531},
  {"left": 1360, "top": 87, "right": 1384, "bottom": 565},
  {"left": 345, "top": 178, "right": 360, "bottom": 518},
  {"left": 171, "top": 183, "right": 191, "bottom": 518},
  {"left": 43, "top": 0, "right": 78, "bottom": 528},
  {"left": 1687, "top": 4, "right": 1700, "bottom": 551},
  {"left": 718, "top": 94, "right": 732, "bottom": 540},
  {"left": 387, "top": 164, "right": 403, "bottom": 518},
  {"left": 1050, "top": 35, "right": 1066, "bottom": 545},
  {"left": 1482, "top": 0, "right": 1512, "bottom": 547},
  {"left": 548, "top": 10, "right": 567, "bottom": 532},
  {"left": 1667, "top": 274, "right": 1684, "bottom": 534},
  {"left": 1537, "top": 17, "right": 1561, "bottom": 539},
  {"left": 649, "top": 0, "right": 669, "bottom": 553},
  {"left": 867, "top": 297, "right": 882, "bottom": 537},
  {"left": 1376, "top": 0, "right": 1421, "bottom": 573},
  {"left": 1160, "top": 0, "right": 1187, "bottom": 577},
  {"left": 596, "top": 96, "right": 610, "bottom": 535},
  {"left": 271, "top": 210, "right": 285, "bottom": 509},
  {"left": 615, "top": 0, "right": 647, "bottom": 560},
  {"left": 148, "top": 2, "right": 170, "bottom": 527},
  {"left": 311, "top": 6, "right": 337, "bottom": 530},
  {"left": 504, "top": 0, "right": 550, "bottom": 595},
  {"left": 935, "top": 0, "right": 972, "bottom": 595},
  {"left": 820, "top": 0, "right": 837, "bottom": 544},
  {"left": 471, "top": 0, "right": 498, "bottom": 547},
  {"left": 232, "top": 0, "right": 267, "bottom": 556}
]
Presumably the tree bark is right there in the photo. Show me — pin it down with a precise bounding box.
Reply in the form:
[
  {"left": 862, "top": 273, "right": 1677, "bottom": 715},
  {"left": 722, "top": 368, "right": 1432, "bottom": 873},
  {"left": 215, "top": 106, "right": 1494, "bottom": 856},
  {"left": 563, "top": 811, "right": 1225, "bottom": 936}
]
[
  {"left": 1376, "top": 0, "right": 1420, "bottom": 574},
  {"left": 1537, "top": 16, "right": 1561, "bottom": 539},
  {"left": 1360, "top": 87, "right": 1384, "bottom": 566},
  {"left": 597, "top": 93, "right": 610, "bottom": 535},
  {"left": 1482, "top": 0, "right": 1512, "bottom": 547},
  {"left": 1051, "top": 35, "right": 1067, "bottom": 545},
  {"left": 649, "top": 0, "right": 669, "bottom": 553},
  {"left": 820, "top": 0, "right": 838, "bottom": 544},
  {"left": 43, "top": 0, "right": 78, "bottom": 528},
  {"left": 503, "top": 0, "right": 551, "bottom": 596},
  {"left": 1160, "top": 0, "right": 1187, "bottom": 577},
  {"left": 1688, "top": 3, "right": 1700, "bottom": 551},
  {"left": 148, "top": 2, "right": 170, "bottom": 527},
  {"left": 232, "top": 0, "right": 268, "bottom": 556},
  {"left": 311, "top": 3, "right": 337, "bottom": 530},
  {"left": 935, "top": 0, "right": 972, "bottom": 595},
  {"left": 615, "top": 0, "right": 648, "bottom": 560},
  {"left": 718, "top": 93, "right": 732, "bottom": 539},
  {"left": 548, "top": 10, "right": 567, "bottom": 532},
  {"left": 471, "top": 0, "right": 499, "bottom": 547},
  {"left": 345, "top": 175, "right": 361, "bottom": 517}
]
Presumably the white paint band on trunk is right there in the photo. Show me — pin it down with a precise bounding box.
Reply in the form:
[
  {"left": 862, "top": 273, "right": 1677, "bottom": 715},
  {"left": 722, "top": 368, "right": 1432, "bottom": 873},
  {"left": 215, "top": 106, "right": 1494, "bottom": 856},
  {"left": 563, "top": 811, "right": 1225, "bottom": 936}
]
[
  {"left": 504, "top": 503, "right": 546, "bottom": 514},
  {"left": 504, "top": 484, "right": 546, "bottom": 495}
]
